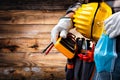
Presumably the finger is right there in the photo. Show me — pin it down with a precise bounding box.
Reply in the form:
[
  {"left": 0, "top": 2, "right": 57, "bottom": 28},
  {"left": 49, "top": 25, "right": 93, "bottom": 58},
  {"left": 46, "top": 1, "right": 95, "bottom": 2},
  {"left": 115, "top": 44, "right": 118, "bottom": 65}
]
[
  {"left": 104, "top": 20, "right": 113, "bottom": 31},
  {"left": 112, "top": 15, "right": 120, "bottom": 29},
  {"left": 106, "top": 25, "right": 114, "bottom": 35},
  {"left": 109, "top": 30, "right": 117, "bottom": 38},
  {"left": 51, "top": 29, "right": 59, "bottom": 44},
  {"left": 60, "top": 30, "right": 68, "bottom": 38},
  {"left": 104, "top": 15, "right": 113, "bottom": 25},
  {"left": 110, "top": 26, "right": 120, "bottom": 38},
  {"left": 108, "top": 16, "right": 120, "bottom": 38},
  {"left": 117, "top": 20, "right": 120, "bottom": 28},
  {"left": 51, "top": 33, "right": 57, "bottom": 44}
]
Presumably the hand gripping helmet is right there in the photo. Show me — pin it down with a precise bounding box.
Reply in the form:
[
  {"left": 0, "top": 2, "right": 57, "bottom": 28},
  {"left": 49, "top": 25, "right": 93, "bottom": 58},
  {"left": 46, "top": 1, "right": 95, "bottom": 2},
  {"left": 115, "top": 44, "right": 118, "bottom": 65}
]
[{"left": 73, "top": 2, "right": 112, "bottom": 41}]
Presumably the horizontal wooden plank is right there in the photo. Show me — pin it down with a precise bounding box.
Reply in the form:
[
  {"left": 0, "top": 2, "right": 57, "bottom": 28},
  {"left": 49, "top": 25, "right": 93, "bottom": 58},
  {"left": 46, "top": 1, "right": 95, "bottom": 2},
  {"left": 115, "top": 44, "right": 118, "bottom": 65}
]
[
  {"left": 0, "top": 53, "right": 66, "bottom": 67},
  {"left": 0, "top": 5, "right": 67, "bottom": 10},
  {"left": 0, "top": 24, "right": 54, "bottom": 33},
  {"left": 0, "top": 10, "right": 65, "bottom": 24},
  {"left": 0, "top": 53, "right": 66, "bottom": 79},
  {"left": 0, "top": 0, "right": 77, "bottom": 10},
  {"left": 0, "top": 33, "right": 51, "bottom": 39},
  {"left": 0, "top": 30, "right": 83, "bottom": 53},
  {"left": 0, "top": 0, "right": 76, "bottom": 6},
  {"left": 0, "top": 24, "right": 82, "bottom": 38},
  {"left": 0, "top": 24, "right": 54, "bottom": 38},
  {"left": 0, "top": 38, "right": 59, "bottom": 53}
]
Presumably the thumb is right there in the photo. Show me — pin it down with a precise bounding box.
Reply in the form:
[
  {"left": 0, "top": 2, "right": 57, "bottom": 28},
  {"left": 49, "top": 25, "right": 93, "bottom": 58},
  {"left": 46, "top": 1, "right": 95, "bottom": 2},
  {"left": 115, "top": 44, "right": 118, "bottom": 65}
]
[
  {"left": 51, "top": 29, "right": 59, "bottom": 44},
  {"left": 109, "top": 30, "right": 117, "bottom": 38},
  {"left": 60, "top": 30, "right": 68, "bottom": 38}
]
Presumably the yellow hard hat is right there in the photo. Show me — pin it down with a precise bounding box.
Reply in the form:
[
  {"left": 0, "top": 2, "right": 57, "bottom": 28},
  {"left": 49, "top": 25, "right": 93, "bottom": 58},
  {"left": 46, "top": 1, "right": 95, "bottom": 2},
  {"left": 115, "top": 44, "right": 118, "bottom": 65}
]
[{"left": 73, "top": 2, "right": 112, "bottom": 41}]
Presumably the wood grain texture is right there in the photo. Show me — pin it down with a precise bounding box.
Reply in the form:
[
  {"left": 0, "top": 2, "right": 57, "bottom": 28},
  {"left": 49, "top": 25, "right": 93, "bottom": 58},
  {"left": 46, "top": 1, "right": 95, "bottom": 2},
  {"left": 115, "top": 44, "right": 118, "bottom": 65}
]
[
  {"left": 0, "top": 24, "right": 53, "bottom": 38},
  {"left": 0, "top": 38, "right": 59, "bottom": 53},
  {"left": 0, "top": 0, "right": 78, "bottom": 10},
  {"left": 0, "top": 10, "right": 65, "bottom": 24},
  {"left": 0, "top": 53, "right": 66, "bottom": 79},
  {"left": 0, "top": 0, "right": 79, "bottom": 79}
]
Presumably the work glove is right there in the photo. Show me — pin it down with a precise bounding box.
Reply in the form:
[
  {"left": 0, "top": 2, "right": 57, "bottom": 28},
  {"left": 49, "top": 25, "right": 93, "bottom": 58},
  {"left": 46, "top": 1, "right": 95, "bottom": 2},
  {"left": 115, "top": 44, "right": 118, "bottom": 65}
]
[
  {"left": 51, "top": 17, "right": 73, "bottom": 44},
  {"left": 104, "top": 11, "right": 120, "bottom": 38}
]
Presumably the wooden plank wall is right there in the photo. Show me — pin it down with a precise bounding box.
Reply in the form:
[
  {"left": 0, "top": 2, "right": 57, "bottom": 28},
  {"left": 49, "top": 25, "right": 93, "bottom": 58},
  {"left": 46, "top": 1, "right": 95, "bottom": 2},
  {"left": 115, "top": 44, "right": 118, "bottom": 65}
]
[
  {"left": 0, "top": 0, "right": 78, "bottom": 10},
  {"left": 0, "top": 10, "right": 65, "bottom": 53},
  {"left": 0, "top": 0, "right": 78, "bottom": 53},
  {"left": 0, "top": 0, "right": 81, "bottom": 79}
]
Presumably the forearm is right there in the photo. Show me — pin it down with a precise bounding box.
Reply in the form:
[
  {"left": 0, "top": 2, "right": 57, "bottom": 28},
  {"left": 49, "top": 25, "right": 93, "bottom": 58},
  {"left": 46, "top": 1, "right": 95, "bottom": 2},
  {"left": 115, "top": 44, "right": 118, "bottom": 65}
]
[
  {"left": 64, "top": 2, "right": 82, "bottom": 18},
  {"left": 65, "top": 12, "right": 75, "bottom": 18},
  {"left": 66, "top": 2, "right": 82, "bottom": 14}
]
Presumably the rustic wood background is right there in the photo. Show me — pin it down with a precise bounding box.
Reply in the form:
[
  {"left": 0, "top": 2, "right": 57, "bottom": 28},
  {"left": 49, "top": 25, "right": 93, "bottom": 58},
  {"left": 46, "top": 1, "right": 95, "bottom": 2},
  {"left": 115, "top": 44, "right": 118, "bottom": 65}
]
[{"left": 0, "top": 0, "right": 80, "bottom": 79}]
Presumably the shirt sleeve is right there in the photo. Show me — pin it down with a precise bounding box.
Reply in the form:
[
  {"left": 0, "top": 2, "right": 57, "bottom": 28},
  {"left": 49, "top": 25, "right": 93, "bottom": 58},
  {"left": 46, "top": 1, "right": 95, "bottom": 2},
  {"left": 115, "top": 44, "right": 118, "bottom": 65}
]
[
  {"left": 105, "top": 0, "right": 120, "bottom": 13},
  {"left": 66, "top": 2, "right": 82, "bottom": 14}
]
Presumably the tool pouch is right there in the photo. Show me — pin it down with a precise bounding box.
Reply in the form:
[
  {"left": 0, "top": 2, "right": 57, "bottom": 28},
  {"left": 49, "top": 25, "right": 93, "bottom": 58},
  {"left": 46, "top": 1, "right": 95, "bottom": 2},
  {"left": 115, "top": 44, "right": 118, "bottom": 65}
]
[
  {"left": 65, "top": 58, "right": 75, "bottom": 80},
  {"left": 77, "top": 38, "right": 95, "bottom": 62},
  {"left": 74, "top": 38, "right": 95, "bottom": 80},
  {"left": 54, "top": 33, "right": 77, "bottom": 59}
]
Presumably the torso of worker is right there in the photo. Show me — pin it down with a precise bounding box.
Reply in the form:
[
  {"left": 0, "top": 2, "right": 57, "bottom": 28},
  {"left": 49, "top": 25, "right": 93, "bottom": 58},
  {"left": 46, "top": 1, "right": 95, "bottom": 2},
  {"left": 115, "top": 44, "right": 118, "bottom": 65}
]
[{"left": 66, "top": 0, "right": 120, "bottom": 52}]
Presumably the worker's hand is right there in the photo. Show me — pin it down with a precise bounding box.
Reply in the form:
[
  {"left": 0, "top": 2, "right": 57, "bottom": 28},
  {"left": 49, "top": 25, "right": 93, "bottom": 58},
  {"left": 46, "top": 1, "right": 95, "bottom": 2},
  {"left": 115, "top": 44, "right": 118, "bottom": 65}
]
[
  {"left": 104, "top": 11, "right": 120, "bottom": 38},
  {"left": 51, "top": 17, "right": 73, "bottom": 44}
]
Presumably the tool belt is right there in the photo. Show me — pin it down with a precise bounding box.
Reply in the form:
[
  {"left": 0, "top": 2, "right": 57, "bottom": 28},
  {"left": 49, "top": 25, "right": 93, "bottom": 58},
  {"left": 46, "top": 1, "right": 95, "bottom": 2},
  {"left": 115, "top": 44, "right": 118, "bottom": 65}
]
[
  {"left": 73, "top": 2, "right": 112, "bottom": 41},
  {"left": 43, "top": 33, "right": 96, "bottom": 80},
  {"left": 54, "top": 33, "right": 95, "bottom": 61},
  {"left": 60, "top": 33, "right": 95, "bottom": 80}
]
